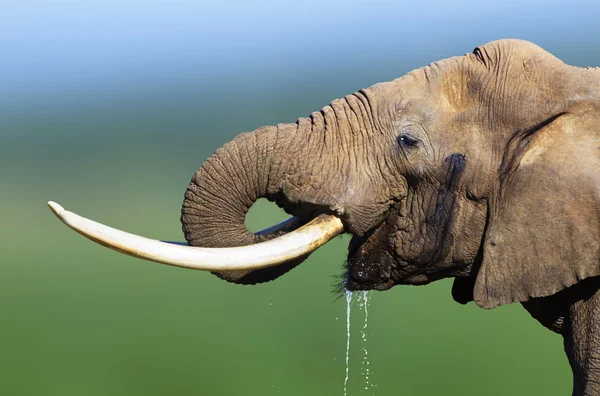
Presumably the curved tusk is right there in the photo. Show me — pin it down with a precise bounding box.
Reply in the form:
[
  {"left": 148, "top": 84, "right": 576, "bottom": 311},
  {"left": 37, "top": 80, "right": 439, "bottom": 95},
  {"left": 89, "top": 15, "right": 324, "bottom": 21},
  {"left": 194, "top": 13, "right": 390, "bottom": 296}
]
[
  {"left": 47, "top": 201, "right": 344, "bottom": 271},
  {"left": 254, "top": 216, "right": 304, "bottom": 237}
]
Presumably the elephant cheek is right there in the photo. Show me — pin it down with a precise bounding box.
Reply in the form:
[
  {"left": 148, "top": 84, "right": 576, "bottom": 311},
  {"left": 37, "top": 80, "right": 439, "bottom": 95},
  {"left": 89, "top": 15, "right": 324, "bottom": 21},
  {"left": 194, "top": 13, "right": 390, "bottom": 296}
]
[{"left": 394, "top": 228, "right": 425, "bottom": 263}]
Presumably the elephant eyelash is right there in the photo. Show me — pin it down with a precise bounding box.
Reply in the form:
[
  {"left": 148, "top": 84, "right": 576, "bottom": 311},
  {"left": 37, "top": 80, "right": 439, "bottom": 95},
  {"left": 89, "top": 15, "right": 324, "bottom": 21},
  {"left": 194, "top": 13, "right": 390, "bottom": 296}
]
[{"left": 397, "top": 133, "right": 419, "bottom": 148}]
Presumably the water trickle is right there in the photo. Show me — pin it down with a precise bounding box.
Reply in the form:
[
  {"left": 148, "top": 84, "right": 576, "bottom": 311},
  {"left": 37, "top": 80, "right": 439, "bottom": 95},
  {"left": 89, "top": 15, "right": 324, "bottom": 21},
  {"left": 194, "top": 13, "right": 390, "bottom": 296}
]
[
  {"left": 360, "top": 291, "right": 373, "bottom": 392},
  {"left": 343, "top": 289, "right": 376, "bottom": 395},
  {"left": 344, "top": 289, "right": 352, "bottom": 396}
]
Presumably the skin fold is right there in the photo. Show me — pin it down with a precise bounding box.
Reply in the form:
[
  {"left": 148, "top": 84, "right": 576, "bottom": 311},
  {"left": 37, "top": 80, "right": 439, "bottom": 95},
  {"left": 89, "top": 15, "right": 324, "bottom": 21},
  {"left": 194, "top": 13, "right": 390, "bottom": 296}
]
[{"left": 181, "top": 39, "right": 599, "bottom": 395}]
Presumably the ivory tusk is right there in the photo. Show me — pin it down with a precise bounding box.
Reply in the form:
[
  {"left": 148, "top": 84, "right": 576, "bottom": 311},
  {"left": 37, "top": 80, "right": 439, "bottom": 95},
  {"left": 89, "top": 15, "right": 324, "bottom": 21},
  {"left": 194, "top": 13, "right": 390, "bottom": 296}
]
[{"left": 47, "top": 201, "right": 344, "bottom": 271}]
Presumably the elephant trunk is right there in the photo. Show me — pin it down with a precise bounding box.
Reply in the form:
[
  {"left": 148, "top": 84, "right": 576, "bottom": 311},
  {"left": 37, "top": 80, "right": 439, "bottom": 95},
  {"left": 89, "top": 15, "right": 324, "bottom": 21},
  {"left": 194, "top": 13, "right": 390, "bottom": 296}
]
[
  {"left": 180, "top": 93, "right": 379, "bottom": 283},
  {"left": 182, "top": 125, "right": 284, "bottom": 247},
  {"left": 181, "top": 123, "right": 311, "bottom": 283}
]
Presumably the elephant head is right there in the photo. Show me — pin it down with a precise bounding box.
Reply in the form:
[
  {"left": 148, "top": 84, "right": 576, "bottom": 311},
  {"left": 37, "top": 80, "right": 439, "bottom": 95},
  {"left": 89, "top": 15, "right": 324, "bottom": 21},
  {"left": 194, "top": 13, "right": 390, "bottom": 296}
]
[{"left": 50, "top": 39, "right": 599, "bottom": 310}]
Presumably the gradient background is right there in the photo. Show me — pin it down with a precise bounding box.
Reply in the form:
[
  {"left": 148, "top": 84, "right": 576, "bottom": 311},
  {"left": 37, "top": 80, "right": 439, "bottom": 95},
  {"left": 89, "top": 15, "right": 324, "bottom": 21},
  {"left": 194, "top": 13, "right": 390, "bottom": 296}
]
[{"left": 3, "top": 1, "right": 599, "bottom": 395}]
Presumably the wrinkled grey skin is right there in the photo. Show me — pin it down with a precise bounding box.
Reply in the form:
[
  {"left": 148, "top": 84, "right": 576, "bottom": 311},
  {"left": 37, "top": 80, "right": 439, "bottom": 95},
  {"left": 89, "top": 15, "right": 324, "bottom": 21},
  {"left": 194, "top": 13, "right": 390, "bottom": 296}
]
[{"left": 181, "top": 40, "right": 599, "bottom": 395}]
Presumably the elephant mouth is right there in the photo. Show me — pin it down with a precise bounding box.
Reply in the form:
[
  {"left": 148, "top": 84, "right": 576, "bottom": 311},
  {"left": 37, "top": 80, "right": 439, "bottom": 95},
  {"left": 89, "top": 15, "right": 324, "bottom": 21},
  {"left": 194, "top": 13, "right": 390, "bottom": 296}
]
[{"left": 345, "top": 233, "right": 397, "bottom": 292}]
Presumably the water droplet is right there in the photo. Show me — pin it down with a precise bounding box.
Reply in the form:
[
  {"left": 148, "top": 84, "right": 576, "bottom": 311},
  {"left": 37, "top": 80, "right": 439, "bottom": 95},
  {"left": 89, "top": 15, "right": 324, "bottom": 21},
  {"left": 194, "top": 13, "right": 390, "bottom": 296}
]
[
  {"left": 343, "top": 289, "right": 352, "bottom": 396},
  {"left": 360, "top": 290, "right": 375, "bottom": 393}
]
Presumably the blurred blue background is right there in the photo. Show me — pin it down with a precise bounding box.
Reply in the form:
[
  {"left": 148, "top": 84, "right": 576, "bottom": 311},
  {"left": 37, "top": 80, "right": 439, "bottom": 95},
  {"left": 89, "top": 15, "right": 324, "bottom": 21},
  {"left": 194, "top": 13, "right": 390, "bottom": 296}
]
[{"left": 3, "top": 1, "right": 599, "bottom": 395}]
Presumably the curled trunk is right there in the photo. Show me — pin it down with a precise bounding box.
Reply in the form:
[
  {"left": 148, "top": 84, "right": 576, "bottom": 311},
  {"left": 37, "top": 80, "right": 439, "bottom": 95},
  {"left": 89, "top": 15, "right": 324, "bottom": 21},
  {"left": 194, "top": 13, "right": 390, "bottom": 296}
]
[
  {"left": 181, "top": 94, "right": 379, "bottom": 284},
  {"left": 181, "top": 124, "right": 308, "bottom": 283}
]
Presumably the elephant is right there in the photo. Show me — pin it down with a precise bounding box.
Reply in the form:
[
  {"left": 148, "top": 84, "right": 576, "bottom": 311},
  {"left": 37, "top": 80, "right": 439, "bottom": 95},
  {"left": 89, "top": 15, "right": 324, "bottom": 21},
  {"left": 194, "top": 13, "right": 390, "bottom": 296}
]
[{"left": 49, "top": 39, "right": 599, "bottom": 395}]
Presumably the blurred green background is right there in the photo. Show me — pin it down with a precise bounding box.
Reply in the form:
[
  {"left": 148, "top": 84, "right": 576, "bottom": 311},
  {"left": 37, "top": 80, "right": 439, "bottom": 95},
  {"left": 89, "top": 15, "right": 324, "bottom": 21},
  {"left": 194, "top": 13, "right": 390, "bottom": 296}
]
[{"left": 3, "top": 1, "right": 599, "bottom": 395}]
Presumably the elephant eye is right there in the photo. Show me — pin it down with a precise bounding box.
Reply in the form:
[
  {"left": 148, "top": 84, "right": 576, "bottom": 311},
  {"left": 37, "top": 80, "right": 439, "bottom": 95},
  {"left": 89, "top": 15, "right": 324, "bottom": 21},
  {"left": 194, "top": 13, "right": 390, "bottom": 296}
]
[{"left": 397, "top": 133, "right": 419, "bottom": 148}]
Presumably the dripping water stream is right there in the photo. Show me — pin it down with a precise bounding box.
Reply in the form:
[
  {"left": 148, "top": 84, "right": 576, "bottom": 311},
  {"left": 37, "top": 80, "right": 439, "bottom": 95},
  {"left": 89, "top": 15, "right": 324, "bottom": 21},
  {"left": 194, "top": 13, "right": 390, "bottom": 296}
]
[
  {"left": 343, "top": 289, "right": 375, "bottom": 395},
  {"left": 344, "top": 290, "right": 352, "bottom": 396},
  {"left": 360, "top": 291, "right": 372, "bottom": 391}
]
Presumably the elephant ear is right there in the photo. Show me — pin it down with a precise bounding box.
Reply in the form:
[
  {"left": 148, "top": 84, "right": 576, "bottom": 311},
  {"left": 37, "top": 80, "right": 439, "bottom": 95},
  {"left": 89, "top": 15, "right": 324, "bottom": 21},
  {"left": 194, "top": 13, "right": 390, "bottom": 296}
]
[{"left": 473, "top": 106, "right": 600, "bottom": 309}]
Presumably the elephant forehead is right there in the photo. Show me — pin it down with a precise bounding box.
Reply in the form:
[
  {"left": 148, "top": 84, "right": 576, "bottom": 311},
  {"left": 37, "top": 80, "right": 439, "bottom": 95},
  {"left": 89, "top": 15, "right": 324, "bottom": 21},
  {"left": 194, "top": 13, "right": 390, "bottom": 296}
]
[
  {"left": 440, "top": 65, "right": 474, "bottom": 113},
  {"left": 366, "top": 74, "right": 425, "bottom": 105}
]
